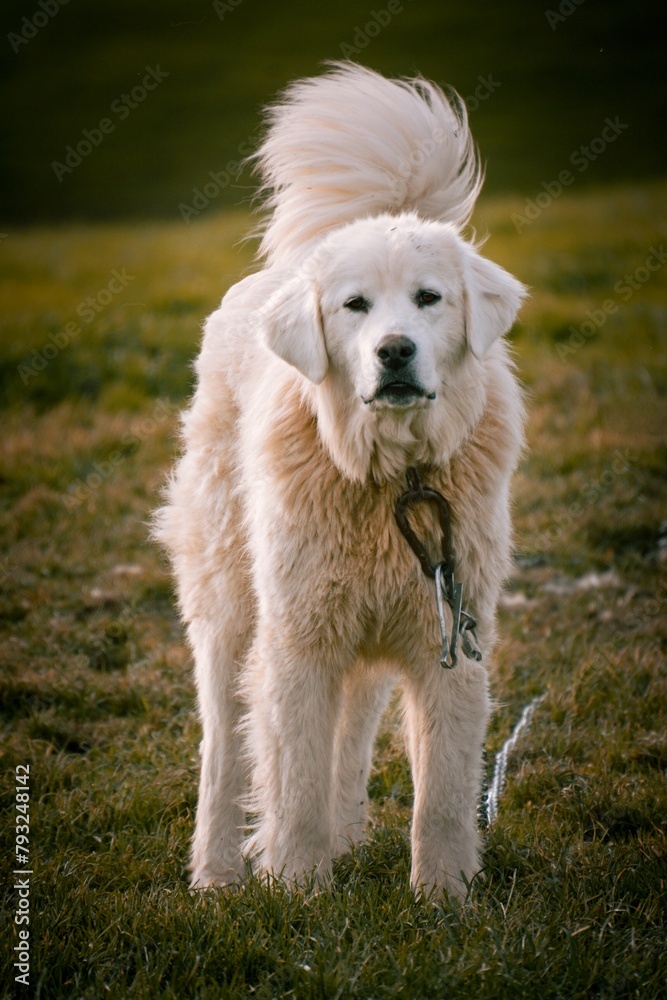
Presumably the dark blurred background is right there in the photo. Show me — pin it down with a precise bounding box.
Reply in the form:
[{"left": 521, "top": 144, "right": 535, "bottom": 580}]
[{"left": 1, "top": 0, "right": 665, "bottom": 224}]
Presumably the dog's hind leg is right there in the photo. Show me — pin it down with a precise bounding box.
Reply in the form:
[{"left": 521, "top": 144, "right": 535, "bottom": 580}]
[
  {"left": 189, "top": 613, "right": 251, "bottom": 888},
  {"left": 332, "top": 664, "right": 395, "bottom": 853}
]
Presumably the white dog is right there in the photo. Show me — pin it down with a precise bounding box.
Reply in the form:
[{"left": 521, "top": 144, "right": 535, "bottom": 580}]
[{"left": 155, "top": 63, "right": 526, "bottom": 900}]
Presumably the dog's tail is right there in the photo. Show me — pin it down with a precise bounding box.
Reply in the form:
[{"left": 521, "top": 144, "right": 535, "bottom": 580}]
[{"left": 250, "top": 61, "right": 483, "bottom": 264}]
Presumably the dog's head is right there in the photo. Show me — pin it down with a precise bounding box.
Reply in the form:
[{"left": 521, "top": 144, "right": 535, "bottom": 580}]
[{"left": 259, "top": 214, "right": 526, "bottom": 479}]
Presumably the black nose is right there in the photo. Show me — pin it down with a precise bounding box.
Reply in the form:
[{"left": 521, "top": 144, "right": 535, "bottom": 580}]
[{"left": 376, "top": 335, "right": 416, "bottom": 371}]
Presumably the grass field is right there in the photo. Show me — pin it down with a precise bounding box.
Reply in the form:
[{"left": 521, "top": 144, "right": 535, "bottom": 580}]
[{"left": 1, "top": 180, "right": 666, "bottom": 997}]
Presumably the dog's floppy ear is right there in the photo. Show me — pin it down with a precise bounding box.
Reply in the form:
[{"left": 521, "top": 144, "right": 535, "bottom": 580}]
[
  {"left": 462, "top": 247, "right": 527, "bottom": 359},
  {"left": 259, "top": 274, "right": 328, "bottom": 384}
]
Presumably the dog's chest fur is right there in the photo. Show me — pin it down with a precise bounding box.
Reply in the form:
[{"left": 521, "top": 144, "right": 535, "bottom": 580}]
[{"left": 241, "top": 381, "right": 508, "bottom": 663}]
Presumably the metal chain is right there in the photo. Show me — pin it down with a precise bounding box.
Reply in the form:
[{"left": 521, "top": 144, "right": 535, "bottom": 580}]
[{"left": 395, "top": 467, "right": 482, "bottom": 669}]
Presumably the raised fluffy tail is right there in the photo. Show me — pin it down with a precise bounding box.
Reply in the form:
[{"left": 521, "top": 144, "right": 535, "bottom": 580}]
[{"left": 251, "top": 62, "right": 483, "bottom": 264}]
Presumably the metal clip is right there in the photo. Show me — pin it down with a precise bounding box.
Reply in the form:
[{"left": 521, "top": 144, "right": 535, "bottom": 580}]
[
  {"left": 395, "top": 467, "right": 483, "bottom": 671},
  {"left": 434, "top": 562, "right": 481, "bottom": 669},
  {"left": 459, "top": 611, "right": 483, "bottom": 662},
  {"left": 435, "top": 563, "right": 462, "bottom": 668}
]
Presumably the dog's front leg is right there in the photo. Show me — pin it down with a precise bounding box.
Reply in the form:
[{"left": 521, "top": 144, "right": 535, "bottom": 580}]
[
  {"left": 333, "top": 665, "right": 395, "bottom": 852},
  {"left": 402, "top": 657, "right": 490, "bottom": 901},
  {"left": 245, "top": 631, "right": 343, "bottom": 885}
]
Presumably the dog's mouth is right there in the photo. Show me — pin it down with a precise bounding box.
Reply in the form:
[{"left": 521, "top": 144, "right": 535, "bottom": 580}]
[{"left": 363, "top": 379, "right": 436, "bottom": 408}]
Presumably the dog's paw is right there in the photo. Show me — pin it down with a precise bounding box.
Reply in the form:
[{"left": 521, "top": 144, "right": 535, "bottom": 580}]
[
  {"left": 410, "top": 856, "right": 477, "bottom": 904},
  {"left": 334, "top": 822, "right": 368, "bottom": 856},
  {"left": 189, "top": 864, "right": 245, "bottom": 890}
]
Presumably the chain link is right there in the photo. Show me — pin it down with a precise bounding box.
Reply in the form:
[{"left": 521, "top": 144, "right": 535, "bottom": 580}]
[{"left": 395, "top": 467, "right": 482, "bottom": 669}]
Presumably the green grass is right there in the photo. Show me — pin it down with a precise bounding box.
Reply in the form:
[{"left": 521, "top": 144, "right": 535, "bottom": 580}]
[{"left": 1, "top": 181, "right": 666, "bottom": 998}]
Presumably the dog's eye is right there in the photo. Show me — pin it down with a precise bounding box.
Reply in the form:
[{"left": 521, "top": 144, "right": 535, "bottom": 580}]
[
  {"left": 416, "top": 289, "right": 441, "bottom": 308},
  {"left": 344, "top": 296, "right": 370, "bottom": 313}
]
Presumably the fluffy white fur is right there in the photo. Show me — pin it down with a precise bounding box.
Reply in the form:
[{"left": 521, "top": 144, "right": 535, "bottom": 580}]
[{"left": 155, "top": 62, "right": 526, "bottom": 900}]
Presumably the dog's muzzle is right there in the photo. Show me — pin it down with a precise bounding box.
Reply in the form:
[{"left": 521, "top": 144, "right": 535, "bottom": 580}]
[{"left": 362, "top": 334, "right": 435, "bottom": 407}]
